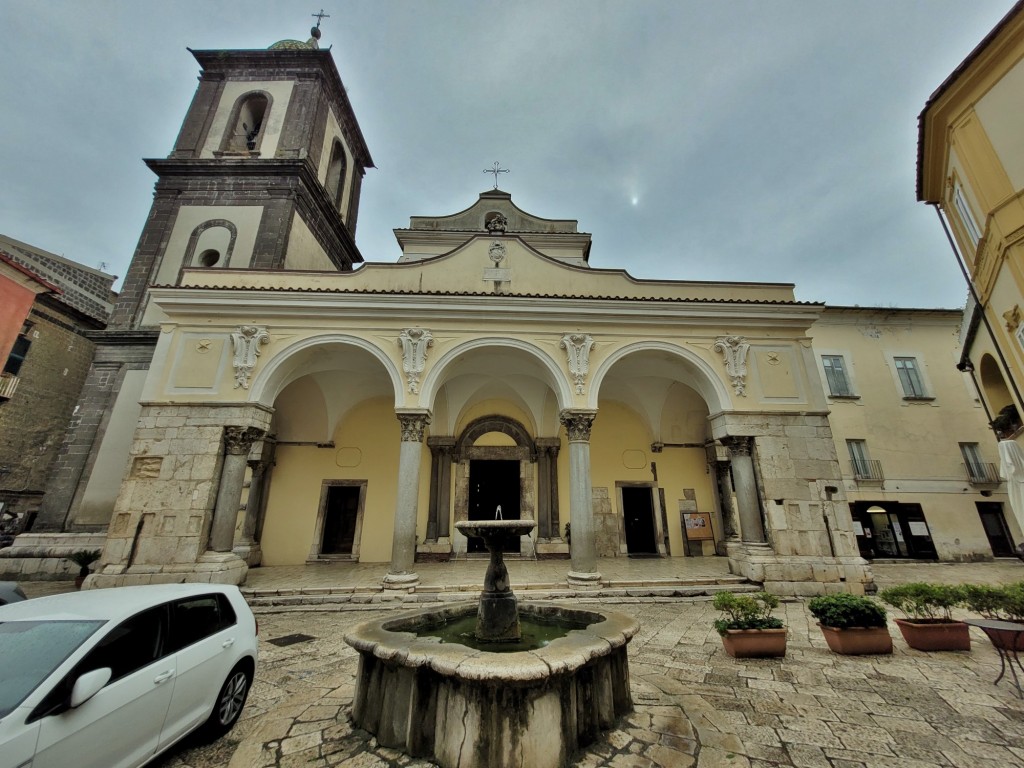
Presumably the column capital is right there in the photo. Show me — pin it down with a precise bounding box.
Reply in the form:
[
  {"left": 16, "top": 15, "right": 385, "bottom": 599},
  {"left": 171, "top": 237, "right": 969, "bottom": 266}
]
[
  {"left": 426, "top": 435, "right": 457, "bottom": 451},
  {"left": 224, "top": 426, "right": 265, "bottom": 455},
  {"left": 559, "top": 410, "right": 597, "bottom": 442},
  {"left": 719, "top": 435, "right": 753, "bottom": 457},
  {"left": 535, "top": 436, "right": 562, "bottom": 456},
  {"left": 396, "top": 409, "right": 432, "bottom": 442}
]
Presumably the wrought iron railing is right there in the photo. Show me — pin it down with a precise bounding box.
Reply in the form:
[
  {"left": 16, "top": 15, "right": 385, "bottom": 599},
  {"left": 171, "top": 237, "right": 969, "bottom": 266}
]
[
  {"left": 964, "top": 462, "right": 1001, "bottom": 484},
  {"left": 852, "top": 459, "right": 884, "bottom": 482}
]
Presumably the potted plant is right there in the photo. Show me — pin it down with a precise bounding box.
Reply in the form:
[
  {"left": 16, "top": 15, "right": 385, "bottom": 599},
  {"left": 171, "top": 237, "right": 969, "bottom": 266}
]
[
  {"left": 807, "top": 592, "right": 893, "bottom": 655},
  {"left": 712, "top": 591, "right": 787, "bottom": 658},
  {"left": 991, "top": 403, "right": 1022, "bottom": 439},
  {"left": 963, "top": 582, "right": 1024, "bottom": 650},
  {"left": 68, "top": 549, "right": 101, "bottom": 589},
  {"left": 879, "top": 582, "right": 970, "bottom": 651}
]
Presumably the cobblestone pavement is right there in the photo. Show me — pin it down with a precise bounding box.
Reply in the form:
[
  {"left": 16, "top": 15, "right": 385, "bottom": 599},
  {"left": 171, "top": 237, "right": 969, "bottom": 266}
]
[{"left": 20, "top": 561, "right": 1024, "bottom": 767}]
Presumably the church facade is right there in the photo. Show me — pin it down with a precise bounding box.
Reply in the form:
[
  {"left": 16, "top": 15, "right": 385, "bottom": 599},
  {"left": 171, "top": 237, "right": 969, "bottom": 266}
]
[{"left": 4, "top": 32, "right": 882, "bottom": 594}]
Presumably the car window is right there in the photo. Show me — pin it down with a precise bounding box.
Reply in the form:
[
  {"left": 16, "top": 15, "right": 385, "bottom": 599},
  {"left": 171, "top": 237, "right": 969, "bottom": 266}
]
[
  {"left": 168, "top": 594, "right": 237, "bottom": 652},
  {"left": 79, "top": 605, "right": 168, "bottom": 683},
  {"left": 0, "top": 620, "right": 104, "bottom": 719}
]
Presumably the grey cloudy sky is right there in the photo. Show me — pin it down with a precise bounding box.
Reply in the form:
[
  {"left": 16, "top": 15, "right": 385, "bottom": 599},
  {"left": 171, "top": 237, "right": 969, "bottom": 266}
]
[{"left": 0, "top": 1, "right": 1014, "bottom": 308}]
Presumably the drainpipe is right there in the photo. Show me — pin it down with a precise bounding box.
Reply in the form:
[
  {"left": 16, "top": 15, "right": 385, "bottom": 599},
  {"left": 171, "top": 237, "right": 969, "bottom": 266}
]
[{"left": 931, "top": 204, "right": 1024, "bottom": 414}]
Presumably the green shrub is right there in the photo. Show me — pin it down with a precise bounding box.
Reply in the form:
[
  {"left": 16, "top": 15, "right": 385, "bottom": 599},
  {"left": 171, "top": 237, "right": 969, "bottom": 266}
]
[
  {"left": 879, "top": 582, "right": 964, "bottom": 621},
  {"left": 807, "top": 593, "right": 887, "bottom": 629},
  {"left": 962, "top": 582, "right": 1024, "bottom": 622},
  {"left": 712, "top": 591, "right": 784, "bottom": 636}
]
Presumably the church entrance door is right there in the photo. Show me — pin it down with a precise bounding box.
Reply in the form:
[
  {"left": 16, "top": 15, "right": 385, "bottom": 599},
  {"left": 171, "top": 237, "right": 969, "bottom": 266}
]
[
  {"left": 622, "top": 486, "right": 658, "bottom": 555},
  {"left": 320, "top": 485, "right": 361, "bottom": 556},
  {"left": 468, "top": 459, "right": 520, "bottom": 553}
]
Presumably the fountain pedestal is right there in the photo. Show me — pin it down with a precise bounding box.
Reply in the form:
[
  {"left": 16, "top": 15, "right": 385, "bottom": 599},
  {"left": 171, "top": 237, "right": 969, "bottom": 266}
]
[{"left": 455, "top": 519, "right": 535, "bottom": 643}]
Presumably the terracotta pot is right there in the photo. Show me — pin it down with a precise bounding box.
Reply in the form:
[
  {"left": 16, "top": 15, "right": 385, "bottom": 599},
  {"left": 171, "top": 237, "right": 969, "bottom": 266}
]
[
  {"left": 894, "top": 619, "right": 970, "bottom": 652},
  {"left": 818, "top": 624, "right": 893, "bottom": 655},
  {"left": 721, "top": 628, "right": 787, "bottom": 658}
]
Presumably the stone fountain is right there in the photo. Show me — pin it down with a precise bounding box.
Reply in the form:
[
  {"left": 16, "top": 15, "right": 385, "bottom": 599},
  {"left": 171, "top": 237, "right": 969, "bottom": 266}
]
[{"left": 345, "top": 518, "right": 639, "bottom": 768}]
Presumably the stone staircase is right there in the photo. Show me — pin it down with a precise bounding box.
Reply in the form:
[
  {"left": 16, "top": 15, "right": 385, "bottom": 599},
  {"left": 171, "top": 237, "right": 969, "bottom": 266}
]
[{"left": 242, "top": 574, "right": 760, "bottom": 610}]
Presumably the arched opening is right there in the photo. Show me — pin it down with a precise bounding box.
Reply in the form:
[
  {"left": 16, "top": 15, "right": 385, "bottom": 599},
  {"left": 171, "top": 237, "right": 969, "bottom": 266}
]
[
  {"left": 223, "top": 92, "right": 270, "bottom": 153},
  {"left": 325, "top": 140, "right": 347, "bottom": 210},
  {"left": 197, "top": 249, "right": 220, "bottom": 267}
]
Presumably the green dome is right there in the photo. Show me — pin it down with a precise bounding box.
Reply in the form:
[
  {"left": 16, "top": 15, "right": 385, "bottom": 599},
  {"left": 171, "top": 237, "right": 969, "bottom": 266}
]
[{"left": 268, "top": 38, "right": 317, "bottom": 51}]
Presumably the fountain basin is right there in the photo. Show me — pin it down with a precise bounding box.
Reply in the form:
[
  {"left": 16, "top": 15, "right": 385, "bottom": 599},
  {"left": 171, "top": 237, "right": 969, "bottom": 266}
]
[{"left": 345, "top": 602, "right": 639, "bottom": 768}]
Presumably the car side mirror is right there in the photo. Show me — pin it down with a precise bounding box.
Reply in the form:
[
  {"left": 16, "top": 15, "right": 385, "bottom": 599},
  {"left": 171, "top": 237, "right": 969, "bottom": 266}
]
[{"left": 70, "top": 668, "right": 112, "bottom": 708}]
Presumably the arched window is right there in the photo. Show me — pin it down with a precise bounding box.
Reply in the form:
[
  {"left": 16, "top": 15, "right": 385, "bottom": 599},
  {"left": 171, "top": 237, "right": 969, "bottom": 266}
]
[
  {"left": 979, "top": 354, "right": 1012, "bottom": 412},
  {"left": 223, "top": 93, "right": 270, "bottom": 153},
  {"left": 325, "top": 140, "right": 347, "bottom": 210}
]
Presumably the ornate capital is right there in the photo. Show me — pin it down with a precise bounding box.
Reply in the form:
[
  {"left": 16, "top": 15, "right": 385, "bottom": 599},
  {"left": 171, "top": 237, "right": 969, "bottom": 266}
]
[
  {"left": 560, "top": 333, "right": 596, "bottom": 395},
  {"left": 397, "top": 411, "right": 431, "bottom": 442},
  {"left": 713, "top": 335, "right": 750, "bottom": 397},
  {"left": 427, "top": 435, "right": 457, "bottom": 455},
  {"left": 719, "top": 435, "right": 753, "bottom": 457},
  {"left": 535, "top": 436, "right": 561, "bottom": 458},
  {"left": 398, "top": 328, "right": 434, "bottom": 394},
  {"left": 231, "top": 325, "right": 270, "bottom": 389},
  {"left": 559, "top": 410, "right": 597, "bottom": 442},
  {"left": 224, "top": 426, "right": 265, "bottom": 455}
]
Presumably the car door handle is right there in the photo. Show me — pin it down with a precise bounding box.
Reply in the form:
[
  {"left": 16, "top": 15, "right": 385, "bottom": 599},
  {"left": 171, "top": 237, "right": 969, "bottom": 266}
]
[
  {"left": 222, "top": 638, "right": 235, "bottom": 649},
  {"left": 153, "top": 670, "right": 174, "bottom": 684}
]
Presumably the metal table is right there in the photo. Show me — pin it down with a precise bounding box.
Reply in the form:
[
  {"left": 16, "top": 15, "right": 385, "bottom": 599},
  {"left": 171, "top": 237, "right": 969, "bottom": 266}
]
[{"left": 966, "top": 619, "right": 1024, "bottom": 698}]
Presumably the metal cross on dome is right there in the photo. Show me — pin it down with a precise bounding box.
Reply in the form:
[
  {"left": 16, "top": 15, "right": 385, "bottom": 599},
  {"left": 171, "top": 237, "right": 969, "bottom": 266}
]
[
  {"left": 312, "top": 8, "right": 330, "bottom": 28},
  {"left": 483, "top": 162, "right": 509, "bottom": 189}
]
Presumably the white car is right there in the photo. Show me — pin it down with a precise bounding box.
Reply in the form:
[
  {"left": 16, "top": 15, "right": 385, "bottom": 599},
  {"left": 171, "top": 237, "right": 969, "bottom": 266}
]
[{"left": 0, "top": 583, "right": 258, "bottom": 768}]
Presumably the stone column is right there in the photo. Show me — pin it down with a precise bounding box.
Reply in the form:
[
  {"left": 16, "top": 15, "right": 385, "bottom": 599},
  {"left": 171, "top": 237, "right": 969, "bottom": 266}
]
[
  {"left": 234, "top": 447, "right": 271, "bottom": 566},
  {"left": 535, "top": 437, "right": 561, "bottom": 539},
  {"left": 721, "top": 436, "right": 766, "bottom": 545},
  {"left": 426, "top": 436, "right": 456, "bottom": 541},
  {"left": 384, "top": 410, "right": 431, "bottom": 589},
  {"left": 210, "top": 426, "right": 264, "bottom": 553},
  {"left": 560, "top": 410, "right": 601, "bottom": 588}
]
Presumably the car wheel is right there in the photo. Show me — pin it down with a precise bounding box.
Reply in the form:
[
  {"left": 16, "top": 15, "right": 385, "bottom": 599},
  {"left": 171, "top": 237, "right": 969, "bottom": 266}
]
[{"left": 199, "top": 663, "right": 251, "bottom": 741}]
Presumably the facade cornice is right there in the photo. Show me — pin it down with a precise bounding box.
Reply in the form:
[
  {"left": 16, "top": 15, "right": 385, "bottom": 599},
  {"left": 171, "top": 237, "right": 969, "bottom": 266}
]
[{"left": 149, "top": 288, "right": 823, "bottom": 329}]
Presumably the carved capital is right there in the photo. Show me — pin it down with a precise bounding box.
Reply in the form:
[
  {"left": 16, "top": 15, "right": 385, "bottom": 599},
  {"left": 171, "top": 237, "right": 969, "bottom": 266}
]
[
  {"left": 719, "top": 435, "right": 753, "bottom": 457},
  {"left": 224, "top": 426, "right": 265, "bottom": 455},
  {"left": 397, "top": 328, "right": 434, "bottom": 394},
  {"left": 559, "top": 410, "right": 597, "bottom": 442},
  {"left": 713, "top": 335, "right": 749, "bottom": 397},
  {"left": 397, "top": 411, "right": 431, "bottom": 442},
  {"left": 535, "top": 436, "right": 562, "bottom": 458},
  {"left": 560, "top": 333, "right": 596, "bottom": 395},
  {"left": 427, "top": 435, "right": 457, "bottom": 455},
  {"left": 231, "top": 325, "right": 270, "bottom": 389}
]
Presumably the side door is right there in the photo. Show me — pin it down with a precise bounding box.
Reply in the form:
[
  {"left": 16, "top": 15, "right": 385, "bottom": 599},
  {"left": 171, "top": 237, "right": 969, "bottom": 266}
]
[
  {"left": 30, "top": 605, "right": 176, "bottom": 768},
  {"left": 158, "top": 593, "right": 240, "bottom": 748}
]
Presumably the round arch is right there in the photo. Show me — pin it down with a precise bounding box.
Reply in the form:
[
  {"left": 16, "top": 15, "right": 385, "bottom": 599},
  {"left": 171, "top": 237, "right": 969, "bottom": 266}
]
[
  {"left": 455, "top": 414, "right": 536, "bottom": 460},
  {"left": 588, "top": 340, "right": 732, "bottom": 412},
  {"left": 248, "top": 333, "right": 403, "bottom": 408},
  {"left": 419, "top": 337, "right": 573, "bottom": 411}
]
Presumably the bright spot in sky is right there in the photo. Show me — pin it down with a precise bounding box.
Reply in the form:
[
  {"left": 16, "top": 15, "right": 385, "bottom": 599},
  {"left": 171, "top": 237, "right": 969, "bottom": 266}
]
[{"left": 631, "top": 196, "right": 639, "bottom": 206}]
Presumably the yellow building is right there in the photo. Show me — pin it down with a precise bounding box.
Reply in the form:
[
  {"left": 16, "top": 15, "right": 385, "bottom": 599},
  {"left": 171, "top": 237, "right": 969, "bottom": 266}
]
[
  {"left": 810, "top": 307, "right": 1018, "bottom": 561},
  {"left": 918, "top": 1, "right": 1024, "bottom": 434}
]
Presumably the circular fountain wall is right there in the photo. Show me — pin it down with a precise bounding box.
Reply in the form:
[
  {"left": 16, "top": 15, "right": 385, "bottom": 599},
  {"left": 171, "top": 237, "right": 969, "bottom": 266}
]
[{"left": 345, "top": 601, "right": 639, "bottom": 768}]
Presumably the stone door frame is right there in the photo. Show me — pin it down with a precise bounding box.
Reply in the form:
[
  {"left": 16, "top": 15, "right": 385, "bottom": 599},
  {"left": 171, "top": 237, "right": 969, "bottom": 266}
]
[{"left": 308, "top": 479, "right": 367, "bottom": 562}]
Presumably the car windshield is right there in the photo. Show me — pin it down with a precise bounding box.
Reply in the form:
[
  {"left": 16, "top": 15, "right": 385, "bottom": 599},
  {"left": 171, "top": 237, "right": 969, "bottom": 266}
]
[{"left": 0, "top": 620, "right": 104, "bottom": 719}]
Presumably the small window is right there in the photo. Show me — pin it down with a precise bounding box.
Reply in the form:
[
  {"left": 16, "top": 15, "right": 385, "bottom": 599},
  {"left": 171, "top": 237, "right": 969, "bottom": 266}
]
[
  {"left": 198, "top": 249, "right": 221, "bottom": 268},
  {"left": 168, "top": 594, "right": 236, "bottom": 652},
  {"left": 821, "top": 355, "right": 853, "bottom": 396},
  {"left": 960, "top": 442, "right": 994, "bottom": 482},
  {"left": 894, "top": 357, "right": 927, "bottom": 398},
  {"left": 953, "top": 184, "right": 982, "bottom": 247},
  {"left": 3, "top": 328, "right": 32, "bottom": 377},
  {"left": 847, "top": 439, "right": 881, "bottom": 481}
]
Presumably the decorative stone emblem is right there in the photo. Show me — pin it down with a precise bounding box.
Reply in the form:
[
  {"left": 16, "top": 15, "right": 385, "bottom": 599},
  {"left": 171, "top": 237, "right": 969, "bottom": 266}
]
[
  {"left": 766, "top": 351, "right": 780, "bottom": 366},
  {"left": 398, "top": 328, "right": 434, "bottom": 394},
  {"left": 1004, "top": 304, "right": 1022, "bottom": 332},
  {"left": 559, "top": 409, "right": 597, "bottom": 442},
  {"left": 196, "top": 339, "right": 212, "bottom": 354},
  {"left": 485, "top": 212, "right": 508, "bottom": 233},
  {"left": 231, "top": 325, "right": 270, "bottom": 389},
  {"left": 560, "top": 333, "right": 596, "bottom": 395},
  {"left": 488, "top": 240, "right": 507, "bottom": 265},
  {"left": 131, "top": 456, "right": 162, "bottom": 479},
  {"left": 713, "top": 335, "right": 750, "bottom": 397},
  {"left": 397, "top": 411, "right": 431, "bottom": 442}
]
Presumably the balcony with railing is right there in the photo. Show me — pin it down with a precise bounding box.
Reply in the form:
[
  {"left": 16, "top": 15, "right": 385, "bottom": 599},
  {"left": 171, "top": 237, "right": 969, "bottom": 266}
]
[
  {"left": 964, "top": 462, "right": 1001, "bottom": 485},
  {"left": 0, "top": 373, "right": 19, "bottom": 401},
  {"left": 851, "top": 459, "right": 884, "bottom": 483}
]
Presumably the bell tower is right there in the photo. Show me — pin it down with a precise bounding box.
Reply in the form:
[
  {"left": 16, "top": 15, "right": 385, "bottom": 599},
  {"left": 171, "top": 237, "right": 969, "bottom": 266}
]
[{"left": 34, "top": 24, "right": 374, "bottom": 532}]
